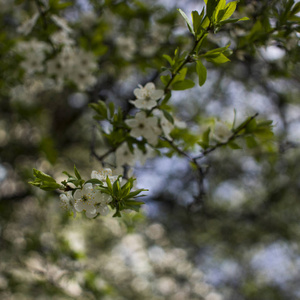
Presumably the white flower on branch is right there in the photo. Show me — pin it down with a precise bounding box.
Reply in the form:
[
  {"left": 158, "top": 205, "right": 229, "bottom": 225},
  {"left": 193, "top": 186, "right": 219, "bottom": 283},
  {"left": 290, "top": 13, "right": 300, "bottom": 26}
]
[
  {"left": 213, "top": 121, "right": 232, "bottom": 143},
  {"left": 125, "top": 111, "right": 161, "bottom": 146},
  {"left": 130, "top": 82, "right": 164, "bottom": 110},
  {"left": 74, "top": 183, "right": 111, "bottom": 218}
]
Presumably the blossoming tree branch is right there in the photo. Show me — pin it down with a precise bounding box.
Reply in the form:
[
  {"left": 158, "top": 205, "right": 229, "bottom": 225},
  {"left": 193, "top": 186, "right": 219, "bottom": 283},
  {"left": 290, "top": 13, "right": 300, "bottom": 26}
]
[{"left": 28, "top": 0, "right": 276, "bottom": 218}]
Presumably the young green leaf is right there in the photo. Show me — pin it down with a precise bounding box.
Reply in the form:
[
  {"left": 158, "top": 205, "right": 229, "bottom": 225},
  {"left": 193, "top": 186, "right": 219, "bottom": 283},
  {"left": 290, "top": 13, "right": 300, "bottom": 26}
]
[
  {"left": 178, "top": 9, "right": 195, "bottom": 35},
  {"left": 196, "top": 60, "right": 207, "bottom": 86},
  {"left": 162, "top": 110, "right": 174, "bottom": 124},
  {"left": 74, "top": 165, "right": 81, "bottom": 180},
  {"left": 172, "top": 79, "right": 195, "bottom": 90}
]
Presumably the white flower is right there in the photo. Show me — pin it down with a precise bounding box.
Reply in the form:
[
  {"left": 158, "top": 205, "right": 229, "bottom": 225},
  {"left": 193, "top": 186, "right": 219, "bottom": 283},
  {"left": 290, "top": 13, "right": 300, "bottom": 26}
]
[
  {"left": 70, "top": 71, "right": 97, "bottom": 91},
  {"left": 91, "top": 168, "right": 119, "bottom": 184},
  {"left": 125, "top": 111, "right": 161, "bottom": 146},
  {"left": 153, "top": 109, "right": 175, "bottom": 140},
  {"left": 51, "top": 15, "right": 72, "bottom": 33},
  {"left": 115, "top": 143, "right": 136, "bottom": 167},
  {"left": 115, "top": 36, "right": 136, "bottom": 60},
  {"left": 21, "top": 52, "right": 45, "bottom": 75},
  {"left": 60, "top": 191, "right": 76, "bottom": 217},
  {"left": 96, "top": 204, "right": 110, "bottom": 216},
  {"left": 17, "top": 13, "right": 39, "bottom": 35},
  {"left": 74, "top": 183, "right": 111, "bottom": 218},
  {"left": 50, "top": 30, "right": 74, "bottom": 46},
  {"left": 130, "top": 82, "right": 164, "bottom": 110},
  {"left": 213, "top": 121, "right": 232, "bottom": 143}
]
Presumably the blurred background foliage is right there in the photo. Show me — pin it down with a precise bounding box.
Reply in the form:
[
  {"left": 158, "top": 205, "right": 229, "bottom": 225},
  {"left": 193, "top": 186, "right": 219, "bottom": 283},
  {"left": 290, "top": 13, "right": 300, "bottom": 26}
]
[{"left": 0, "top": 0, "right": 300, "bottom": 299}]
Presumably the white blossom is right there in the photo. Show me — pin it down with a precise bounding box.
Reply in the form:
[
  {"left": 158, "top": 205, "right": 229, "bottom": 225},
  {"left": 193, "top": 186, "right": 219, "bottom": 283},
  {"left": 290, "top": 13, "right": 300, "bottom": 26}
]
[
  {"left": 153, "top": 109, "right": 175, "bottom": 140},
  {"left": 116, "top": 36, "right": 137, "bottom": 60},
  {"left": 115, "top": 143, "right": 136, "bottom": 167},
  {"left": 51, "top": 15, "right": 72, "bottom": 33},
  {"left": 60, "top": 191, "right": 76, "bottom": 217},
  {"left": 91, "top": 168, "right": 119, "bottom": 185},
  {"left": 125, "top": 111, "right": 161, "bottom": 146},
  {"left": 50, "top": 30, "right": 74, "bottom": 46},
  {"left": 74, "top": 183, "right": 111, "bottom": 218},
  {"left": 17, "top": 13, "right": 39, "bottom": 36},
  {"left": 213, "top": 121, "right": 232, "bottom": 143},
  {"left": 21, "top": 52, "right": 45, "bottom": 74},
  {"left": 130, "top": 82, "right": 164, "bottom": 110}
]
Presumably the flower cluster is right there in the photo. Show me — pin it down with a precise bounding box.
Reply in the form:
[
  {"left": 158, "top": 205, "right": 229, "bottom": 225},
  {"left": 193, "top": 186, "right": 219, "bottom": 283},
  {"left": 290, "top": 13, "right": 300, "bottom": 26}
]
[
  {"left": 59, "top": 169, "right": 116, "bottom": 219},
  {"left": 46, "top": 46, "right": 97, "bottom": 91}
]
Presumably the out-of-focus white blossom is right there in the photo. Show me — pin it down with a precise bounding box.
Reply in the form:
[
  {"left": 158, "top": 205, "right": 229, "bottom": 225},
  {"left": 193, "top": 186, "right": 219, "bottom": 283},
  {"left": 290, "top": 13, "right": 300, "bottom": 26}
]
[
  {"left": 46, "top": 47, "right": 97, "bottom": 91},
  {"left": 213, "top": 121, "right": 232, "bottom": 143},
  {"left": 115, "top": 143, "right": 136, "bottom": 167},
  {"left": 125, "top": 111, "right": 161, "bottom": 145},
  {"left": 116, "top": 36, "right": 137, "bottom": 60},
  {"left": 16, "top": 40, "right": 49, "bottom": 76},
  {"left": 130, "top": 82, "right": 164, "bottom": 110},
  {"left": 17, "top": 13, "right": 39, "bottom": 36},
  {"left": 205, "top": 292, "right": 224, "bottom": 300},
  {"left": 74, "top": 183, "right": 111, "bottom": 218},
  {"left": 50, "top": 30, "right": 74, "bottom": 46}
]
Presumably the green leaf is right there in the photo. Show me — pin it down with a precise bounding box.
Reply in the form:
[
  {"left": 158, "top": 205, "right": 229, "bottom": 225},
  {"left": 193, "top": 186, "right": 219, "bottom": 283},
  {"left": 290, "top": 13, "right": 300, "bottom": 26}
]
[
  {"left": 291, "top": 2, "right": 300, "bottom": 15},
  {"left": 192, "top": 10, "right": 202, "bottom": 34},
  {"left": 108, "top": 102, "right": 114, "bottom": 118},
  {"left": 173, "top": 68, "right": 188, "bottom": 83},
  {"left": 221, "top": 1, "right": 237, "bottom": 21},
  {"left": 213, "top": 0, "right": 226, "bottom": 22},
  {"left": 162, "top": 110, "right": 174, "bottom": 124},
  {"left": 161, "top": 92, "right": 171, "bottom": 106},
  {"left": 62, "top": 171, "right": 72, "bottom": 177},
  {"left": 89, "top": 101, "right": 107, "bottom": 119},
  {"left": 161, "top": 74, "right": 171, "bottom": 86},
  {"left": 219, "top": 16, "right": 249, "bottom": 25},
  {"left": 124, "top": 200, "right": 145, "bottom": 206},
  {"left": 163, "top": 54, "right": 174, "bottom": 66},
  {"left": 178, "top": 9, "right": 195, "bottom": 35},
  {"left": 172, "top": 79, "right": 195, "bottom": 90},
  {"left": 106, "top": 176, "right": 112, "bottom": 191},
  {"left": 33, "top": 169, "right": 56, "bottom": 182},
  {"left": 85, "top": 179, "right": 103, "bottom": 185},
  {"left": 74, "top": 165, "right": 81, "bottom": 180},
  {"left": 206, "top": 0, "right": 219, "bottom": 21},
  {"left": 205, "top": 53, "right": 230, "bottom": 64},
  {"left": 196, "top": 60, "right": 207, "bottom": 86},
  {"left": 39, "top": 182, "right": 62, "bottom": 191}
]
